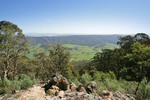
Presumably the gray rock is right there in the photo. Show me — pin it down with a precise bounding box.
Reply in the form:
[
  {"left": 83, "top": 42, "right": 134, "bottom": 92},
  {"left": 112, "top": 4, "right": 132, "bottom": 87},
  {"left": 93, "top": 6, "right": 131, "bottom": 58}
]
[
  {"left": 70, "top": 83, "right": 77, "bottom": 92},
  {"left": 76, "top": 84, "right": 87, "bottom": 93},
  {"left": 58, "top": 90, "right": 65, "bottom": 98},
  {"left": 44, "top": 74, "right": 70, "bottom": 91},
  {"left": 85, "top": 81, "right": 98, "bottom": 93}
]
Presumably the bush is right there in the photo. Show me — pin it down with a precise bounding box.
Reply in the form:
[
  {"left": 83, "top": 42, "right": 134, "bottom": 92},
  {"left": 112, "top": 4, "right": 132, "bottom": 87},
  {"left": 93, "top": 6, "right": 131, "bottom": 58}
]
[
  {"left": 104, "top": 78, "right": 125, "bottom": 93},
  {"left": 19, "top": 74, "right": 35, "bottom": 89},
  {"left": 11, "top": 76, "right": 21, "bottom": 91},
  {"left": 92, "top": 71, "right": 137, "bottom": 94},
  {"left": 71, "top": 78, "right": 81, "bottom": 85},
  {"left": 11, "top": 74, "right": 37, "bottom": 92},
  {"left": 119, "top": 79, "right": 138, "bottom": 94},
  {"left": 0, "top": 77, "right": 11, "bottom": 94},
  {"left": 79, "top": 73, "right": 92, "bottom": 85},
  {"left": 0, "top": 88, "right": 5, "bottom": 94},
  {"left": 136, "top": 77, "right": 150, "bottom": 100},
  {"left": 2, "top": 77, "right": 11, "bottom": 87},
  {"left": 93, "top": 71, "right": 116, "bottom": 81}
]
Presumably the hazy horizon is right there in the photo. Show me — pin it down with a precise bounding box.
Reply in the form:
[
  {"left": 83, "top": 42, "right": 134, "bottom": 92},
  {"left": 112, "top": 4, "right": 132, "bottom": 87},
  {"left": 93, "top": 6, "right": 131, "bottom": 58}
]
[{"left": 1, "top": 0, "right": 150, "bottom": 35}]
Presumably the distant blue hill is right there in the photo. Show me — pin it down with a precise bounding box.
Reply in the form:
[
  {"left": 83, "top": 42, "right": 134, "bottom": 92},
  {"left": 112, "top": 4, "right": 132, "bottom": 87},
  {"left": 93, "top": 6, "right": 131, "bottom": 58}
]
[
  {"left": 26, "top": 34, "right": 123, "bottom": 46},
  {"left": 24, "top": 33, "right": 65, "bottom": 37}
]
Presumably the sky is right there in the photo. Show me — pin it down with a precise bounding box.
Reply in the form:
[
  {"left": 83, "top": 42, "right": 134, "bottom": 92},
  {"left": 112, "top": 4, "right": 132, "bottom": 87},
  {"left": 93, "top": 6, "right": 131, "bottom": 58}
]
[{"left": 0, "top": 0, "right": 150, "bottom": 35}]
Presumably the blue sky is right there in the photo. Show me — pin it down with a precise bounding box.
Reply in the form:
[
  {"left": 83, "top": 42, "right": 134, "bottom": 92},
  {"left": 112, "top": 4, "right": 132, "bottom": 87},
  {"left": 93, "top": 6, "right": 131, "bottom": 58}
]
[{"left": 0, "top": 0, "right": 150, "bottom": 35}]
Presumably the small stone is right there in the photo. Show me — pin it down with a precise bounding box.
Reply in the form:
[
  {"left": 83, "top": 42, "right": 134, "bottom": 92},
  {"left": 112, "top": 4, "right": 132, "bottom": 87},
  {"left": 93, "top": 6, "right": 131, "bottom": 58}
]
[
  {"left": 70, "top": 83, "right": 77, "bottom": 92},
  {"left": 58, "top": 90, "right": 65, "bottom": 98},
  {"left": 46, "top": 89, "right": 58, "bottom": 96},
  {"left": 51, "top": 85, "right": 59, "bottom": 90}
]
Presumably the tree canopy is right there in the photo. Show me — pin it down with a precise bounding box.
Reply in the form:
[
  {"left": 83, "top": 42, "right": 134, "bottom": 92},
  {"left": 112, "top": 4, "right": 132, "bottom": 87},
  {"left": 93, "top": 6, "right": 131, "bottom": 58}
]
[{"left": 0, "top": 21, "right": 28, "bottom": 79}]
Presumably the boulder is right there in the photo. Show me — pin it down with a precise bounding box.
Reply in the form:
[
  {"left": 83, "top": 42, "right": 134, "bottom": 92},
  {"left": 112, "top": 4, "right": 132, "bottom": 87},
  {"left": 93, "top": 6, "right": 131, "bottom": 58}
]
[
  {"left": 44, "top": 74, "right": 70, "bottom": 91},
  {"left": 85, "top": 81, "right": 98, "bottom": 93},
  {"left": 100, "top": 90, "right": 113, "bottom": 99},
  {"left": 101, "top": 90, "right": 111, "bottom": 96},
  {"left": 70, "top": 83, "right": 77, "bottom": 92},
  {"left": 76, "top": 84, "right": 87, "bottom": 93},
  {"left": 113, "top": 91, "right": 123, "bottom": 98}
]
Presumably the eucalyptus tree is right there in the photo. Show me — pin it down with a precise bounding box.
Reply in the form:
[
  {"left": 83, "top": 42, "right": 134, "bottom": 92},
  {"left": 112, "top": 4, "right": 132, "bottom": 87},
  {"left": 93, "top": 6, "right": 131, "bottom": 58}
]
[
  {"left": 47, "top": 44, "right": 71, "bottom": 77},
  {"left": 0, "top": 21, "right": 28, "bottom": 79}
]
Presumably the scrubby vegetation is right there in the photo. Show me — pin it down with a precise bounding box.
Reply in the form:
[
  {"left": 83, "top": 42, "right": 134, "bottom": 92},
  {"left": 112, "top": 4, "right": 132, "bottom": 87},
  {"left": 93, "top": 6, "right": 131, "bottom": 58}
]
[
  {"left": 0, "top": 21, "right": 150, "bottom": 99},
  {"left": 0, "top": 74, "right": 36, "bottom": 94}
]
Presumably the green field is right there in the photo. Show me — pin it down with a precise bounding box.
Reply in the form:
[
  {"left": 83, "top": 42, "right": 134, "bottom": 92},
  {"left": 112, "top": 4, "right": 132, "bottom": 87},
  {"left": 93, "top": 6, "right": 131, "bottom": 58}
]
[
  {"left": 64, "top": 43, "right": 119, "bottom": 61},
  {"left": 26, "top": 43, "right": 119, "bottom": 61}
]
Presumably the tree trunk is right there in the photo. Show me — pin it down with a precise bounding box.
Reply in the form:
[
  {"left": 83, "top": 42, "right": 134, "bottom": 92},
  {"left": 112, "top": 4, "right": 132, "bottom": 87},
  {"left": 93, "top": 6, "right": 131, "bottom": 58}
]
[
  {"left": 2, "top": 63, "right": 7, "bottom": 79},
  {"left": 13, "top": 59, "right": 17, "bottom": 79},
  {"left": 2, "top": 56, "right": 9, "bottom": 79}
]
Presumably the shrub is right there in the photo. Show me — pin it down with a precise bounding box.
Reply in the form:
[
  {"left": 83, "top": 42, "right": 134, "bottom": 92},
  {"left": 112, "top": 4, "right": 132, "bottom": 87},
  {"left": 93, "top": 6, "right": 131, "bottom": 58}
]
[
  {"left": 79, "top": 73, "right": 92, "bottom": 85},
  {"left": 19, "top": 74, "right": 34, "bottom": 89},
  {"left": 136, "top": 77, "right": 150, "bottom": 100},
  {"left": 11, "top": 76, "right": 21, "bottom": 91},
  {"left": 0, "top": 77, "right": 11, "bottom": 94},
  {"left": 71, "top": 78, "right": 81, "bottom": 85},
  {"left": 0, "top": 88, "right": 5, "bottom": 95},
  {"left": 93, "top": 71, "right": 116, "bottom": 82},
  {"left": 11, "top": 74, "right": 37, "bottom": 91},
  {"left": 2, "top": 77, "right": 11, "bottom": 87},
  {"left": 92, "top": 71, "right": 137, "bottom": 94},
  {"left": 119, "top": 79, "right": 138, "bottom": 94},
  {"left": 0, "top": 74, "right": 37, "bottom": 94}
]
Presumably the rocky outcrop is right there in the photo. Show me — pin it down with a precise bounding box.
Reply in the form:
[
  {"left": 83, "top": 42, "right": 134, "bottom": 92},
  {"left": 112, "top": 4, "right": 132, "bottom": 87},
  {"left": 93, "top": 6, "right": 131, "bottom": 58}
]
[
  {"left": 44, "top": 74, "right": 135, "bottom": 100},
  {"left": 46, "top": 92, "right": 101, "bottom": 100},
  {"left": 1, "top": 74, "right": 136, "bottom": 100},
  {"left": 44, "top": 74, "right": 70, "bottom": 92}
]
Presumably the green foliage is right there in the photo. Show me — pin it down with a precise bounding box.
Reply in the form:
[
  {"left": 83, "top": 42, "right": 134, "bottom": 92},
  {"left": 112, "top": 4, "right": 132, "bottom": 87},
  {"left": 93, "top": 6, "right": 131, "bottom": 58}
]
[
  {"left": 0, "top": 21, "right": 28, "bottom": 79},
  {"left": 92, "top": 71, "right": 138, "bottom": 94},
  {"left": 0, "top": 88, "right": 5, "bottom": 95},
  {"left": 19, "top": 74, "right": 35, "bottom": 89},
  {"left": 92, "top": 33, "right": 150, "bottom": 81},
  {"left": 48, "top": 44, "right": 71, "bottom": 77},
  {"left": 93, "top": 71, "right": 116, "bottom": 81},
  {"left": 11, "top": 74, "right": 36, "bottom": 92},
  {"left": 79, "top": 73, "right": 92, "bottom": 85},
  {"left": 71, "top": 78, "right": 81, "bottom": 86},
  {"left": 11, "top": 79, "right": 21, "bottom": 91},
  {"left": 0, "top": 77, "right": 11, "bottom": 94},
  {"left": 120, "top": 67, "right": 132, "bottom": 80},
  {"left": 0, "top": 74, "right": 37, "bottom": 95},
  {"left": 136, "top": 77, "right": 150, "bottom": 100},
  {"left": 2, "top": 77, "right": 11, "bottom": 87}
]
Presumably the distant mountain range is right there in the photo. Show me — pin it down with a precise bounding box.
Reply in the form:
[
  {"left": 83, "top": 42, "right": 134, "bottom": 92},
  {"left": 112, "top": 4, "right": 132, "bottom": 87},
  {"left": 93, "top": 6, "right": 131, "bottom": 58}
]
[
  {"left": 26, "top": 35, "right": 122, "bottom": 46},
  {"left": 24, "top": 33, "right": 65, "bottom": 37}
]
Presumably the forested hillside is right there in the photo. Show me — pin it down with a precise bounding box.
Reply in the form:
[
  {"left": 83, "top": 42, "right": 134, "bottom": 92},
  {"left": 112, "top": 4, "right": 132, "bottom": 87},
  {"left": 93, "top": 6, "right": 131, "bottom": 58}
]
[
  {"left": 26, "top": 35, "right": 120, "bottom": 46},
  {"left": 26, "top": 35, "right": 120, "bottom": 61}
]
